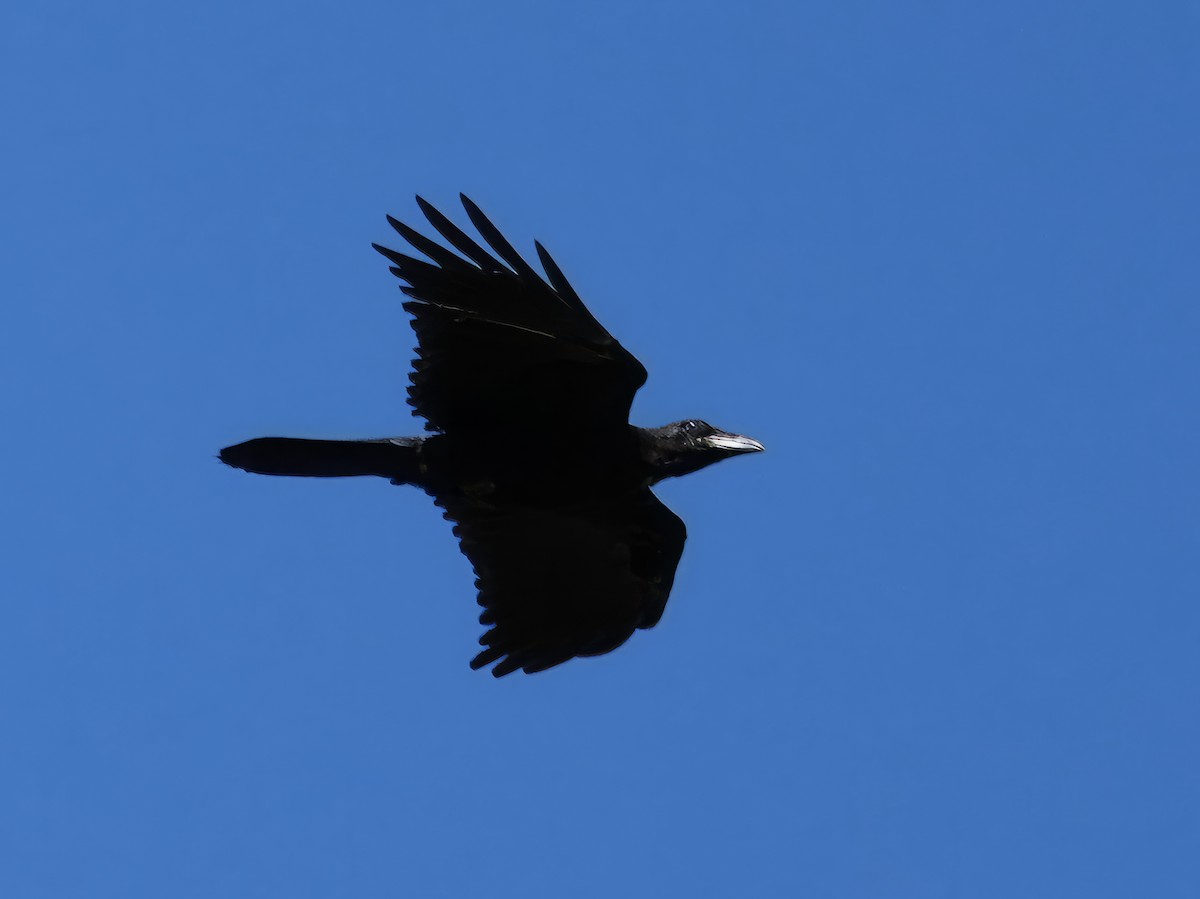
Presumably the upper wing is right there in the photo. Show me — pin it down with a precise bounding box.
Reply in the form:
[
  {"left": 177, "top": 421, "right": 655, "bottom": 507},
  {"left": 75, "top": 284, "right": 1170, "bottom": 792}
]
[
  {"left": 373, "top": 195, "right": 647, "bottom": 436},
  {"left": 434, "top": 489, "right": 687, "bottom": 677}
]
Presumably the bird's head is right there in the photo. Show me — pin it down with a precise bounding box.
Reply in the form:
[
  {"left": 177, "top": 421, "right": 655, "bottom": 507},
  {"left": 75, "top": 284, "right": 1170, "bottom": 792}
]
[{"left": 641, "top": 419, "right": 765, "bottom": 483}]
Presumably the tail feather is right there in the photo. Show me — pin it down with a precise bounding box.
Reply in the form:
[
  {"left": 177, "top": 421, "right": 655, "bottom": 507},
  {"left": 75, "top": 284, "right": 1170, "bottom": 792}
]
[{"left": 219, "top": 437, "right": 423, "bottom": 482}]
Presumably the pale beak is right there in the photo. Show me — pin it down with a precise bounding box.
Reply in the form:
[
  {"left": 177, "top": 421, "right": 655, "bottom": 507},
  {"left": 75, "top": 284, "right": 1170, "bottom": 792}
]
[{"left": 704, "top": 433, "right": 766, "bottom": 454}]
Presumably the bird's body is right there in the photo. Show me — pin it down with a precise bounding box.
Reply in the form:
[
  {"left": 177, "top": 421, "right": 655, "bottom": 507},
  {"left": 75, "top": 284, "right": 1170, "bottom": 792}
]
[{"left": 221, "top": 195, "right": 762, "bottom": 676}]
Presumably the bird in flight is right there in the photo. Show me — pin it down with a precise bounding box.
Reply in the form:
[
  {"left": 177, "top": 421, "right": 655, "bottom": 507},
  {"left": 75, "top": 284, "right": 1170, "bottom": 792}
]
[{"left": 220, "top": 195, "right": 763, "bottom": 676}]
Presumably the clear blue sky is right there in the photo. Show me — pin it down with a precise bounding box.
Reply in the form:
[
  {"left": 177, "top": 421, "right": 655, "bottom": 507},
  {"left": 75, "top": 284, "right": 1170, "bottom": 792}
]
[{"left": 3, "top": 2, "right": 1197, "bottom": 896}]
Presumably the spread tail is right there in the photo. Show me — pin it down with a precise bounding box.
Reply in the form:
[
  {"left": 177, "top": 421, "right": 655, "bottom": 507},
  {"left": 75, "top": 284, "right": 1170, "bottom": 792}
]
[{"left": 219, "top": 437, "right": 424, "bottom": 483}]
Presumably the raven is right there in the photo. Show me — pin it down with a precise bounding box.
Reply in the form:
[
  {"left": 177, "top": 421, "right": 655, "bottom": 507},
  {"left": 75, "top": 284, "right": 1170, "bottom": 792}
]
[{"left": 220, "top": 195, "right": 763, "bottom": 676}]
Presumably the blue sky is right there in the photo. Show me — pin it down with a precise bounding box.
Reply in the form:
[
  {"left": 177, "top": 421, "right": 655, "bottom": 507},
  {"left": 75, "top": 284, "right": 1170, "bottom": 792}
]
[{"left": 3, "top": 1, "right": 1198, "bottom": 896}]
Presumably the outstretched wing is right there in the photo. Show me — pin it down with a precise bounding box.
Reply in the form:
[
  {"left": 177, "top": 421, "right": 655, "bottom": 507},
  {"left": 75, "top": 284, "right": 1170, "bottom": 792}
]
[
  {"left": 374, "top": 195, "right": 647, "bottom": 437},
  {"left": 434, "top": 489, "right": 687, "bottom": 676}
]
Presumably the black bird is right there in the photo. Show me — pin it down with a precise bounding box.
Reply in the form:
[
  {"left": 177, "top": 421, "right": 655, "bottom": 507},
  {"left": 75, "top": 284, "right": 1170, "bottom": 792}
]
[{"left": 220, "top": 195, "right": 763, "bottom": 676}]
